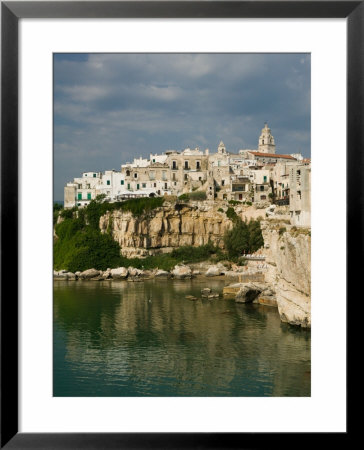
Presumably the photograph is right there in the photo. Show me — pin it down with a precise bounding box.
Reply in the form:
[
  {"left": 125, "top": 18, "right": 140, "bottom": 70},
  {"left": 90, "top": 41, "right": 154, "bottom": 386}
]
[{"left": 53, "top": 53, "right": 311, "bottom": 397}]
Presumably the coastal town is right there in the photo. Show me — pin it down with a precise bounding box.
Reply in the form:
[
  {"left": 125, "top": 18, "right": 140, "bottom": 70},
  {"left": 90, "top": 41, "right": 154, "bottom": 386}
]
[{"left": 64, "top": 123, "right": 311, "bottom": 227}]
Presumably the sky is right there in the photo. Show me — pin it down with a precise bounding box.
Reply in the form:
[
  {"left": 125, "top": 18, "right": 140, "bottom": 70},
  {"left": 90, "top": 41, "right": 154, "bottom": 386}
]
[{"left": 54, "top": 53, "right": 310, "bottom": 200}]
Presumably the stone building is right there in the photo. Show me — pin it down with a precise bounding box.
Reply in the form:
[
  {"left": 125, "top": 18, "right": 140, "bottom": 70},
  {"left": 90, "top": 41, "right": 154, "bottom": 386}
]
[
  {"left": 258, "top": 122, "right": 276, "bottom": 153},
  {"left": 63, "top": 123, "right": 309, "bottom": 213},
  {"left": 289, "top": 163, "right": 311, "bottom": 227}
]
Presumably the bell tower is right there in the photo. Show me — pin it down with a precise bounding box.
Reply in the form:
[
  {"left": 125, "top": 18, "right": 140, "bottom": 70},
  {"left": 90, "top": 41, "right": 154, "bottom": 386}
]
[
  {"left": 218, "top": 140, "right": 226, "bottom": 154},
  {"left": 258, "top": 123, "right": 276, "bottom": 154}
]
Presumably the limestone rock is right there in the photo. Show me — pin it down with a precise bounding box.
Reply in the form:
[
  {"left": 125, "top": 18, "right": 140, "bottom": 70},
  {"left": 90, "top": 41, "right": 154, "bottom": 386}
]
[
  {"left": 99, "top": 203, "right": 233, "bottom": 258},
  {"left": 172, "top": 265, "right": 192, "bottom": 279},
  {"left": 261, "top": 221, "right": 311, "bottom": 327},
  {"left": 79, "top": 268, "right": 100, "bottom": 279},
  {"left": 128, "top": 267, "right": 142, "bottom": 278},
  {"left": 235, "top": 282, "right": 267, "bottom": 303},
  {"left": 66, "top": 272, "right": 77, "bottom": 280},
  {"left": 110, "top": 267, "right": 128, "bottom": 279},
  {"left": 155, "top": 269, "right": 170, "bottom": 278},
  {"left": 102, "top": 269, "right": 112, "bottom": 279},
  {"left": 201, "top": 288, "right": 211, "bottom": 296},
  {"left": 53, "top": 270, "right": 76, "bottom": 280},
  {"left": 205, "top": 265, "right": 222, "bottom": 277}
]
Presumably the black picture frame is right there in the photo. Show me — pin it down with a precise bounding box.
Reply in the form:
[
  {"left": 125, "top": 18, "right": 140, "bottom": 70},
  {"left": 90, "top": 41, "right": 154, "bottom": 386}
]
[{"left": 1, "top": 1, "right": 357, "bottom": 448}]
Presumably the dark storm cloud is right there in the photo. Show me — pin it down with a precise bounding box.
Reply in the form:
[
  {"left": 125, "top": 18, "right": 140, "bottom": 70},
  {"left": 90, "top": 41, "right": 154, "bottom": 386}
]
[{"left": 54, "top": 53, "right": 310, "bottom": 200}]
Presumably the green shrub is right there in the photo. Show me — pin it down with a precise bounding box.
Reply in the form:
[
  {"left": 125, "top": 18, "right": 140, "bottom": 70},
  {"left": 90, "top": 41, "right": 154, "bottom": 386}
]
[
  {"left": 60, "top": 208, "right": 76, "bottom": 219},
  {"left": 86, "top": 196, "right": 164, "bottom": 230},
  {"left": 54, "top": 227, "right": 121, "bottom": 272},
  {"left": 189, "top": 191, "right": 207, "bottom": 201},
  {"left": 228, "top": 200, "right": 241, "bottom": 206},
  {"left": 223, "top": 219, "right": 263, "bottom": 258},
  {"left": 217, "top": 208, "right": 224, "bottom": 213},
  {"left": 246, "top": 201, "right": 253, "bottom": 206},
  {"left": 225, "top": 207, "right": 239, "bottom": 222},
  {"left": 178, "top": 191, "right": 207, "bottom": 202},
  {"left": 279, "top": 227, "right": 286, "bottom": 236}
]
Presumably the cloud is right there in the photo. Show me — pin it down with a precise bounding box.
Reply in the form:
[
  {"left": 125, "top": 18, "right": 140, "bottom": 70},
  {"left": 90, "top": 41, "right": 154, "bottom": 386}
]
[{"left": 53, "top": 53, "right": 310, "bottom": 200}]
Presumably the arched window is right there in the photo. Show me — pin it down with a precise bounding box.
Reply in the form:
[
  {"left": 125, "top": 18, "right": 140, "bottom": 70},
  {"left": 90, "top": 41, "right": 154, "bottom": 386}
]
[{"left": 126, "top": 170, "right": 130, "bottom": 177}]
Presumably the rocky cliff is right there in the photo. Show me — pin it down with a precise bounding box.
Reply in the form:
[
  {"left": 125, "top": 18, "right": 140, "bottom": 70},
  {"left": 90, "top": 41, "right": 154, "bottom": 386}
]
[
  {"left": 261, "top": 221, "right": 311, "bottom": 328},
  {"left": 99, "top": 202, "right": 233, "bottom": 257}
]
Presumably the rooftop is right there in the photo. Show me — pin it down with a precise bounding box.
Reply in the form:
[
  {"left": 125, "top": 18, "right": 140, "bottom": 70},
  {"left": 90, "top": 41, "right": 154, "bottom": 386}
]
[{"left": 248, "top": 151, "right": 297, "bottom": 160}]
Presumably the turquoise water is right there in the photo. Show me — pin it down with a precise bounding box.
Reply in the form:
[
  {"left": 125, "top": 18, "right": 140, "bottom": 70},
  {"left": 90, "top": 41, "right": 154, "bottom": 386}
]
[{"left": 54, "top": 279, "right": 311, "bottom": 397}]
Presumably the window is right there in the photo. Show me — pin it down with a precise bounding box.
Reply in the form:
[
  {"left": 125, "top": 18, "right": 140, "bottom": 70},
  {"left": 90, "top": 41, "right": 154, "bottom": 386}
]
[
  {"left": 93, "top": 174, "right": 96, "bottom": 178},
  {"left": 121, "top": 180, "right": 124, "bottom": 185},
  {"left": 172, "top": 173, "right": 176, "bottom": 181},
  {"left": 127, "top": 183, "right": 130, "bottom": 190},
  {"left": 107, "top": 180, "right": 110, "bottom": 185},
  {"left": 184, "top": 161, "right": 189, "bottom": 169},
  {"left": 239, "top": 194, "right": 243, "bottom": 200},
  {"left": 172, "top": 161, "right": 177, "bottom": 170},
  {"left": 149, "top": 171, "right": 155, "bottom": 180},
  {"left": 196, "top": 161, "right": 200, "bottom": 170},
  {"left": 164, "top": 183, "right": 167, "bottom": 189},
  {"left": 142, "top": 183, "right": 146, "bottom": 188},
  {"left": 87, "top": 193, "right": 91, "bottom": 200},
  {"left": 222, "top": 180, "right": 225, "bottom": 186},
  {"left": 261, "top": 195, "right": 266, "bottom": 200},
  {"left": 152, "top": 159, "right": 155, "bottom": 163},
  {"left": 263, "top": 176, "right": 267, "bottom": 183},
  {"left": 154, "top": 183, "right": 156, "bottom": 188},
  {"left": 126, "top": 170, "right": 130, "bottom": 177},
  {"left": 137, "top": 184, "right": 140, "bottom": 190},
  {"left": 134, "top": 173, "right": 138, "bottom": 179},
  {"left": 260, "top": 186, "right": 264, "bottom": 191},
  {"left": 78, "top": 193, "right": 82, "bottom": 200},
  {"left": 87, "top": 184, "right": 90, "bottom": 189},
  {"left": 162, "top": 171, "right": 167, "bottom": 181},
  {"left": 184, "top": 174, "right": 188, "bottom": 180}
]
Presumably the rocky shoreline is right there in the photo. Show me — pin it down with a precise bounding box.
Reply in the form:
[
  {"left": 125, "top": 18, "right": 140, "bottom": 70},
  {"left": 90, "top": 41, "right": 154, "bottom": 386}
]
[
  {"left": 54, "top": 262, "right": 279, "bottom": 311},
  {"left": 53, "top": 261, "right": 260, "bottom": 282}
]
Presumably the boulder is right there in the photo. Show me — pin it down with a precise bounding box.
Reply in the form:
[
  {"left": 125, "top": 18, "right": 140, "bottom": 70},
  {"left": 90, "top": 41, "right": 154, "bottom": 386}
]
[
  {"left": 66, "top": 272, "right": 77, "bottom": 280},
  {"left": 140, "top": 270, "right": 155, "bottom": 279},
  {"left": 172, "top": 265, "right": 192, "bottom": 279},
  {"left": 235, "top": 282, "right": 267, "bottom": 303},
  {"left": 201, "top": 288, "right": 211, "bottom": 296},
  {"left": 128, "top": 267, "right": 142, "bottom": 277},
  {"left": 110, "top": 267, "right": 128, "bottom": 279},
  {"left": 102, "top": 269, "right": 112, "bottom": 280},
  {"left": 205, "top": 265, "right": 222, "bottom": 277},
  {"left": 155, "top": 269, "right": 171, "bottom": 278},
  {"left": 185, "top": 295, "right": 198, "bottom": 301},
  {"left": 80, "top": 268, "right": 100, "bottom": 279}
]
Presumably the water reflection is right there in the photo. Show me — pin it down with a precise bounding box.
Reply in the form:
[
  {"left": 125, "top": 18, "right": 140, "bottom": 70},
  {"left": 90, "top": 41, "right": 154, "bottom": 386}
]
[{"left": 54, "top": 279, "right": 311, "bottom": 397}]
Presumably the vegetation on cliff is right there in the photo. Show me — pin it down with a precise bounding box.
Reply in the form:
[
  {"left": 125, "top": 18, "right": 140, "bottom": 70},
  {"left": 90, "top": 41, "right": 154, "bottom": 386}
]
[
  {"left": 54, "top": 197, "right": 227, "bottom": 272},
  {"left": 224, "top": 218, "right": 264, "bottom": 258},
  {"left": 178, "top": 191, "right": 207, "bottom": 202}
]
